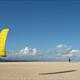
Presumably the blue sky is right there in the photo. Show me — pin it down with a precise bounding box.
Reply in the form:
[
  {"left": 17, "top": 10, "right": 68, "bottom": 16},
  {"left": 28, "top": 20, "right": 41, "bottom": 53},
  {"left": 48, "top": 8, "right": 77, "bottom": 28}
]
[{"left": 0, "top": 0, "right": 80, "bottom": 60}]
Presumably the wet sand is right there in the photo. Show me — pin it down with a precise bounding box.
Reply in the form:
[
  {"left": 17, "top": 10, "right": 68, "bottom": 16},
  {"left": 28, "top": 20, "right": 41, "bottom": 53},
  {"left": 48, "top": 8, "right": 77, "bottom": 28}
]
[{"left": 0, "top": 62, "right": 80, "bottom": 80}]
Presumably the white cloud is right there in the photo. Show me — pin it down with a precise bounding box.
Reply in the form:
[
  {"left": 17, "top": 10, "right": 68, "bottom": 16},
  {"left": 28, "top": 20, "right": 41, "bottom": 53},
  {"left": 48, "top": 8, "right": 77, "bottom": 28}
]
[
  {"left": 55, "top": 44, "right": 80, "bottom": 57},
  {"left": 19, "top": 47, "right": 39, "bottom": 56},
  {"left": 56, "top": 44, "right": 72, "bottom": 50},
  {"left": 32, "top": 48, "right": 37, "bottom": 55},
  {"left": 56, "top": 44, "right": 67, "bottom": 48},
  {"left": 19, "top": 47, "right": 29, "bottom": 55},
  {"left": 55, "top": 44, "right": 70, "bottom": 54},
  {"left": 62, "top": 50, "right": 80, "bottom": 58},
  {"left": 62, "top": 54, "right": 73, "bottom": 57},
  {"left": 69, "top": 50, "right": 80, "bottom": 54}
]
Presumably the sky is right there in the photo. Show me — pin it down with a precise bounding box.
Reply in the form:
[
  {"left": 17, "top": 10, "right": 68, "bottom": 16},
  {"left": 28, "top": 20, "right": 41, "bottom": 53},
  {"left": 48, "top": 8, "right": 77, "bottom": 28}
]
[{"left": 0, "top": 0, "right": 80, "bottom": 61}]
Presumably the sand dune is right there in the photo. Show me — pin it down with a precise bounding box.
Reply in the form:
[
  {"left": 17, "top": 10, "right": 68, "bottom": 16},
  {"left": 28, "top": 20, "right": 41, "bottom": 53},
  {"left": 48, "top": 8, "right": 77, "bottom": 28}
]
[{"left": 0, "top": 62, "right": 80, "bottom": 80}]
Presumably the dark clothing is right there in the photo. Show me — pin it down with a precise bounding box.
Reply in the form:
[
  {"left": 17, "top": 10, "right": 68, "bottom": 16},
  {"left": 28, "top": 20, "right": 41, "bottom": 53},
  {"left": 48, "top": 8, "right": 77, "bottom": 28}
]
[{"left": 69, "top": 58, "right": 71, "bottom": 62}]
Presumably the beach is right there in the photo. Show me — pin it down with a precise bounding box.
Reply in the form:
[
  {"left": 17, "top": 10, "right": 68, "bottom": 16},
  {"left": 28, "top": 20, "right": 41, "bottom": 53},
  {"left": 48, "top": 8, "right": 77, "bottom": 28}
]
[{"left": 0, "top": 62, "right": 80, "bottom": 80}]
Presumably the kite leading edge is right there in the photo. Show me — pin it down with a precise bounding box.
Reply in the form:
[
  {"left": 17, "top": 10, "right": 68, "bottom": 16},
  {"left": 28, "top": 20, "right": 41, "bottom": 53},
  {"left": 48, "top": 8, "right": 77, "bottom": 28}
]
[{"left": 0, "top": 28, "right": 9, "bottom": 57}]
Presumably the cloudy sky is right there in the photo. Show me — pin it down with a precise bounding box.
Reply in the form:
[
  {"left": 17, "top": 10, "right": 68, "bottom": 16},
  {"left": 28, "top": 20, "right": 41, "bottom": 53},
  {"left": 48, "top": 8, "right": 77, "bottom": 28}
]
[{"left": 0, "top": 0, "right": 80, "bottom": 61}]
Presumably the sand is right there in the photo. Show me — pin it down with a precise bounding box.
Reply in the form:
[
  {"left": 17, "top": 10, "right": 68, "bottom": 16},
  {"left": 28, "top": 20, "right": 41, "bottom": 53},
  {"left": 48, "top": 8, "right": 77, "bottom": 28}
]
[{"left": 0, "top": 62, "right": 80, "bottom": 80}]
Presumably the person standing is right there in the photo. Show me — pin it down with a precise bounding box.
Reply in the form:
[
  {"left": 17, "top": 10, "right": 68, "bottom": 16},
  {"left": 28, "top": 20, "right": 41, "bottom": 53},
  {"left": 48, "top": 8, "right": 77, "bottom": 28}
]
[{"left": 69, "top": 57, "right": 71, "bottom": 62}]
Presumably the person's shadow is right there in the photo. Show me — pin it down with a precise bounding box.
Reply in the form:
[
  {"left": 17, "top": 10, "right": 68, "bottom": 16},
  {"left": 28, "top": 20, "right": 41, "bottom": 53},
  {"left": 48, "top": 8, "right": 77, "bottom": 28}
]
[{"left": 39, "top": 70, "right": 77, "bottom": 75}]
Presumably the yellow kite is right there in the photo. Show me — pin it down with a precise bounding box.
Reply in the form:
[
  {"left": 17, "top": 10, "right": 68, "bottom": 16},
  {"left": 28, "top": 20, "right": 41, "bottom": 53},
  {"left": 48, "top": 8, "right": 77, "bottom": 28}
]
[{"left": 0, "top": 28, "right": 9, "bottom": 57}]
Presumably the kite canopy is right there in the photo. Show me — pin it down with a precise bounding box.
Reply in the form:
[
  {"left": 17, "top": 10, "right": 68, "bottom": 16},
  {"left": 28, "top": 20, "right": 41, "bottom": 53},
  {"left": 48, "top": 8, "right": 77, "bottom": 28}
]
[{"left": 0, "top": 28, "right": 9, "bottom": 57}]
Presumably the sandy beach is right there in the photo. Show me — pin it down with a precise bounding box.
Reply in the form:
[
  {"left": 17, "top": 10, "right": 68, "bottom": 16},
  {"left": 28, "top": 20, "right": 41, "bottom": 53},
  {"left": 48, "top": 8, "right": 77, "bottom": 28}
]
[{"left": 0, "top": 62, "right": 80, "bottom": 80}]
